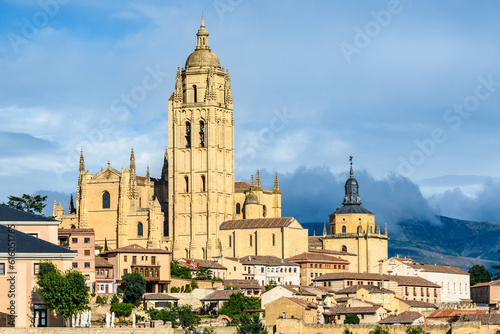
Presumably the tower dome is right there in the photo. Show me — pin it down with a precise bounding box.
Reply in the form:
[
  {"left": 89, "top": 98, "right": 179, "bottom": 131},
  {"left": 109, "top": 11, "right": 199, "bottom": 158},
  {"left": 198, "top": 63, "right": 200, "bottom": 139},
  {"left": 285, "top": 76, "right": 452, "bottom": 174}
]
[
  {"left": 244, "top": 192, "right": 259, "bottom": 205},
  {"left": 185, "top": 17, "right": 221, "bottom": 68},
  {"left": 343, "top": 156, "right": 361, "bottom": 205}
]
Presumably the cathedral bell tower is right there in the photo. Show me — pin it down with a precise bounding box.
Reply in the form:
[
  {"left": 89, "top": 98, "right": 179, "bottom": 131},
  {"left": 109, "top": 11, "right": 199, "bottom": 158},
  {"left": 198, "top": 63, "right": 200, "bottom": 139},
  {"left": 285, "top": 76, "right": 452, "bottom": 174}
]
[{"left": 167, "top": 18, "right": 234, "bottom": 260}]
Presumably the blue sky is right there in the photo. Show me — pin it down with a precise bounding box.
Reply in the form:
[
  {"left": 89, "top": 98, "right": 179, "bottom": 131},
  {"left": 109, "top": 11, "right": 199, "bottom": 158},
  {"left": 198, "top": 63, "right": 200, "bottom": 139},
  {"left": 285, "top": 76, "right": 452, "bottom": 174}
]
[{"left": 1, "top": 0, "right": 500, "bottom": 225}]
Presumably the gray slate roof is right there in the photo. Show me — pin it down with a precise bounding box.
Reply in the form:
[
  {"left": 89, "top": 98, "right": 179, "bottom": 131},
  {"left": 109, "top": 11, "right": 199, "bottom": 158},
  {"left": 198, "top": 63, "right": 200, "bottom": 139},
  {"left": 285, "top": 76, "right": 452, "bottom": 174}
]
[
  {"left": 331, "top": 204, "right": 373, "bottom": 215},
  {"left": 0, "top": 205, "right": 59, "bottom": 222},
  {"left": 0, "top": 224, "right": 75, "bottom": 254}
]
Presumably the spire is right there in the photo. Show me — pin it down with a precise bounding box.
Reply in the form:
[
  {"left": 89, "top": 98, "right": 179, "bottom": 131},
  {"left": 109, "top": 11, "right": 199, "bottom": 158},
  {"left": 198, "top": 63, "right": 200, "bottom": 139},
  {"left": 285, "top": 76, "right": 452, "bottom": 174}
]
[
  {"left": 343, "top": 156, "right": 361, "bottom": 205},
  {"left": 146, "top": 165, "right": 150, "bottom": 180},
  {"left": 313, "top": 229, "right": 316, "bottom": 237},
  {"left": 384, "top": 222, "right": 388, "bottom": 235},
  {"left": 130, "top": 147, "right": 136, "bottom": 172},
  {"left": 273, "top": 172, "right": 280, "bottom": 193},
  {"left": 224, "top": 68, "right": 233, "bottom": 105},
  {"left": 323, "top": 222, "right": 327, "bottom": 237},
  {"left": 69, "top": 194, "right": 75, "bottom": 214},
  {"left": 173, "top": 65, "right": 183, "bottom": 102},
  {"left": 79, "top": 149, "right": 85, "bottom": 173},
  {"left": 161, "top": 146, "right": 168, "bottom": 180},
  {"left": 256, "top": 169, "right": 261, "bottom": 188},
  {"left": 376, "top": 221, "right": 380, "bottom": 234},
  {"left": 251, "top": 175, "right": 254, "bottom": 186},
  {"left": 195, "top": 16, "right": 210, "bottom": 51}
]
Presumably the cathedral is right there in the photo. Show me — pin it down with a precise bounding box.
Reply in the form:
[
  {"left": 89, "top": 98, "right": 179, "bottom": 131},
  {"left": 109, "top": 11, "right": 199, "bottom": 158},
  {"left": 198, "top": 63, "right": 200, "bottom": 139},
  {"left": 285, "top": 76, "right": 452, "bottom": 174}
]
[
  {"left": 54, "top": 19, "right": 387, "bottom": 267},
  {"left": 54, "top": 18, "right": 295, "bottom": 260}
]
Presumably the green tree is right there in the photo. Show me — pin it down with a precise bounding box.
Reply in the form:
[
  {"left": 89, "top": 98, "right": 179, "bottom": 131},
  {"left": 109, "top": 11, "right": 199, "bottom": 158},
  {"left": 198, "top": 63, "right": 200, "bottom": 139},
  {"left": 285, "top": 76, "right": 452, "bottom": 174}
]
[
  {"left": 110, "top": 294, "right": 120, "bottom": 304},
  {"left": 264, "top": 280, "right": 278, "bottom": 292},
  {"left": 147, "top": 304, "right": 199, "bottom": 329},
  {"left": 36, "top": 261, "right": 89, "bottom": 322},
  {"left": 343, "top": 328, "right": 354, "bottom": 334},
  {"left": 468, "top": 264, "right": 493, "bottom": 286},
  {"left": 196, "top": 266, "right": 213, "bottom": 280},
  {"left": 406, "top": 326, "right": 430, "bottom": 334},
  {"left": 493, "top": 250, "right": 500, "bottom": 280},
  {"left": 219, "top": 292, "right": 261, "bottom": 324},
  {"left": 369, "top": 326, "right": 389, "bottom": 334},
  {"left": 344, "top": 314, "right": 360, "bottom": 324},
  {"left": 110, "top": 302, "right": 134, "bottom": 317},
  {"left": 3, "top": 194, "right": 47, "bottom": 214},
  {"left": 237, "top": 313, "right": 268, "bottom": 334},
  {"left": 104, "top": 238, "right": 109, "bottom": 251},
  {"left": 119, "top": 273, "right": 146, "bottom": 305},
  {"left": 171, "top": 261, "right": 192, "bottom": 279}
]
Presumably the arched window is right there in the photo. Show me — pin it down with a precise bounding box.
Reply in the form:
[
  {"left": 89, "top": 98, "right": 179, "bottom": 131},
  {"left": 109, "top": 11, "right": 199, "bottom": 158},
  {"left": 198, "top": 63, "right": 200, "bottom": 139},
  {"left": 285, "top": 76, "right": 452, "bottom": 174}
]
[
  {"left": 70, "top": 224, "right": 76, "bottom": 229},
  {"left": 236, "top": 203, "right": 241, "bottom": 214},
  {"left": 199, "top": 120, "right": 205, "bottom": 147},
  {"left": 185, "top": 122, "right": 191, "bottom": 148},
  {"left": 341, "top": 245, "right": 347, "bottom": 252},
  {"left": 263, "top": 205, "right": 267, "bottom": 217},
  {"left": 201, "top": 175, "right": 206, "bottom": 192},
  {"left": 342, "top": 225, "right": 346, "bottom": 233},
  {"left": 272, "top": 234, "right": 275, "bottom": 246},
  {"left": 193, "top": 85, "right": 197, "bottom": 103},
  {"left": 102, "top": 191, "right": 110, "bottom": 209},
  {"left": 137, "top": 222, "right": 143, "bottom": 237},
  {"left": 185, "top": 176, "right": 189, "bottom": 192}
]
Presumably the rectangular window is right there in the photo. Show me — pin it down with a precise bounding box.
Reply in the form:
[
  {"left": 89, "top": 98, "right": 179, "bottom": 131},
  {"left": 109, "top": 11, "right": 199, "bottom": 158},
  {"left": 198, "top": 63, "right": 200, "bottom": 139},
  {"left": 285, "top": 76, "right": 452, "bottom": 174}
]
[
  {"left": 84, "top": 238, "right": 90, "bottom": 244},
  {"left": 84, "top": 250, "right": 91, "bottom": 256},
  {"left": 34, "top": 263, "right": 39, "bottom": 275},
  {"left": 124, "top": 269, "right": 128, "bottom": 275},
  {"left": 105, "top": 270, "right": 109, "bottom": 278},
  {"left": 72, "top": 262, "right": 78, "bottom": 268},
  {"left": 151, "top": 256, "right": 156, "bottom": 265},
  {"left": 132, "top": 256, "right": 137, "bottom": 265},
  {"left": 85, "top": 274, "right": 90, "bottom": 280},
  {"left": 84, "top": 262, "right": 90, "bottom": 268},
  {"left": 28, "top": 233, "right": 39, "bottom": 238},
  {"left": 96, "top": 269, "right": 99, "bottom": 275},
  {"left": 72, "top": 237, "right": 78, "bottom": 244},
  {"left": 124, "top": 255, "right": 128, "bottom": 262},
  {"left": 249, "top": 235, "right": 252, "bottom": 246}
]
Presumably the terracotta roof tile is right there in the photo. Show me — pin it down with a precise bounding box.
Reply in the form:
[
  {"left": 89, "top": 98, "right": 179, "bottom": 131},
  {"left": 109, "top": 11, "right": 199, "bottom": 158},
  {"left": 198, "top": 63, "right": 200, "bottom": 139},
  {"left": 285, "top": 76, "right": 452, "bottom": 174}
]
[
  {"left": 286, "top": 252, "right": 350, "bottom": 263},
  {"left": 472, "top": 279, "right": 500, "bottom": 287},
  {"left": 308, "top": 248, "right": 358, "bottom": 257},
  {"left": 406, "top": 263, "right": 468, "bottom": 275},
  {"left": 235, "top": 181, "right": 252, "bottom": 189},
  {"left": 224, "top": 279, "right": 262, "bottom": 290},
  {"left": 100, "top": 243, "right": 171, "bottom": 255},
  {"left": 427, "top": 310, "right": 488, "bottom": 323},
  {"left": 313, "top": 272, "right": 388, "bottom": 281},
  {"left": 95, "top": 257, "right": 113, "bottom": 268},
  {"left": 384, "top": 275, "right": 441, "bottom": 287},
  {"left": 285, "top": 297, "right": 318, "bottom": 309},
  {"left": 178, "top": 258, "right": 227, "bottom": 270},
  {"left": 328, "top": 306, "right": 383, "bottom": 315},
  {"left": 395, "top": 297, "right": 437, "bottom": 308},
  {"left": 220, "top": 217, "right": 295, "bottom": 230},
  {"left": 335, "top": 285, "right": 395, "bottom": 294},
  {"left": 378, "top": 311, "right": 423, "bottom": 324},
  {"left": 144, "top": 293, "right": 179, "bottom": 301},
  {"left": 201, "top": 290, "right": 239, "bottom": 301}
]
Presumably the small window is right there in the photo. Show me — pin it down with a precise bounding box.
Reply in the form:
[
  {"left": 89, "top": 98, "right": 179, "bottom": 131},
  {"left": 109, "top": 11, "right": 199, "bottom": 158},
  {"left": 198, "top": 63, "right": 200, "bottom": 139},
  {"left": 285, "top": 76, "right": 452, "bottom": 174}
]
[
  {"left": 72, "top": 238, "right": 78, "bottom": 244},
  {"left": 151, "top": 256, "right": 156, "bottom": 265},
  {"left": 96, "top": 270, "right": 99, "bottom": 275},
  {"left": 84, "top": 262, "right": 90, "bottom": 268},
  {"left": 102, "top": 191, "right": 110, "bottom": 209},
  {"left": 201, "top": 175, "right": 206, "bottom": 192},
  {"left": 28, "top": 233, "right": 39, "bottom": 238},
  {"left": 185, "top": 121, "right": 191, "bottom": 148},
  {"left": 123, "top": 269, "right": 128, "bottom": 275},
  {"left": 34, "top": 263, "right": 39, "bottom": 275},
  {"left": 342, "top": 245, "right": 347, "bottom": 252},
  {"left": 70, "top": 225, "right": 76, "bottom": 229},
  {"left": 249, "top": 235, "right": 252, "bottom": 246},
  {"left": 272, "top": 234, "right": 275, "bottom": 246},
  {"left": 132, "top": 256, "right": 137, "bottom": 264},
  {"left": 263, "top": 205, "right": 267, "bottom": 217},
  {"left": 84, "top": 250, "right": 90, "bottom": 256},
  {"left": 342, "top": 225, "right": 346, "bottom": 233},
  {"left": 229, "top": 236, "right": 232, "bottom": 247},
  {"left": 236, "top": 203, "right": 241, "bottom": 214},
  {"left": 185, "top": 176, "right": 189, "bottom": 192},
  {"left": 199, "top": 120, "right": 205, "bottom": 147},
  {"left": 137, "top": 222, "right": 143, "bottom": 237},
  {"left": 85, "top": 274, "right": 90, "bottom": 280},
  {"left": 72, "top": 262, "right": 78, "bottom": 268},
  {"left": 124, "top": 255, "right": 128, "bottom": 262},
  {"left": 84, "top": 238, "right": 90, "bottom": 244}
]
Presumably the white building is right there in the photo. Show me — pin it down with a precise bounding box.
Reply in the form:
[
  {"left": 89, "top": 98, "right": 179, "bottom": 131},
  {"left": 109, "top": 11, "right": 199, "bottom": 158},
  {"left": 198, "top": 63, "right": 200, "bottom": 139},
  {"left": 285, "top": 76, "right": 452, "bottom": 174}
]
[
  {"left": 239, "top": 255, "right": 300, "bottom": 286},
  {"left": 387, "top": 261, "right": 470, "bottom": 303}
]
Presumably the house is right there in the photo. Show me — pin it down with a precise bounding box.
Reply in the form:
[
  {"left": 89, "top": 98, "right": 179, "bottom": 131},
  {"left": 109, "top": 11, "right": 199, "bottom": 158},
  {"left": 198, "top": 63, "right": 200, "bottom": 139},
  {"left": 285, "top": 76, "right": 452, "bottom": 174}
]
[
  {"left": 223, "top": 279, "right": 262, "bottom": 297},
  {"left": 286, "top": 252, "right": 349, "bottom": 286},
  {"left": 385, "top": 261, "right": 470, "bottom": 302},
  {"left": 220, "top": 256, "right": 246, "bottom": 279},
  {"left": 471, "top": 280, "right": 500, "bottom": 305},
  {"left": 313, "top": 272, "right": 389, "bottom": 291},
  {"left": 378, "top": 311, "right": 424, "bottom": 325},
  {"left": 0, "top": 205, "right": 61, "bottom": 245},
  {"left": 99, "top": 244, "right": 171, "bottom": 293},
  {"left": 323, "top": 304, "right": 388, "bottom": 324},
  {"left": 238, "top": 255, "right": 300, "bottom": 286},
  {"left": 200, "top": 290, "right": 240, "bottom": 314},
  {"left": 385, "top": 274, "right": 441, "bottom": 304},
  {"left": 58, "top": 228, "right": 96, "bottom": 291},
  {"left": 0, "top": 224, "right": 76, "bottom": 327},
  {"left": 143, "top": 293, "right": 179, "bottom": 309},
  {"left": 265, "top": 297, "right": 320, "bottom": 326},
  {"left": 95, "top": 257, "right": 114, "bottom": 294},
  {"left": 395, "top": 297, "right": 437, "bottom": 316},
  {"left": 177, "top": 258, "right": 227, "bottom": 279},
  {"left": 334, "top": 285, "right": 396, "bottom": 312}
]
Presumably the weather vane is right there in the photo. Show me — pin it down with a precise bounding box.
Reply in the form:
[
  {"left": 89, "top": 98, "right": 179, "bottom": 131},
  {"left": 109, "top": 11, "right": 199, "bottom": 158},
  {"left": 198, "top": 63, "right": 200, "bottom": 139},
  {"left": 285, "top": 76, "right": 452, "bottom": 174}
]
[{"left": 349, "top": 155, "right": 353, "bottom": 165}]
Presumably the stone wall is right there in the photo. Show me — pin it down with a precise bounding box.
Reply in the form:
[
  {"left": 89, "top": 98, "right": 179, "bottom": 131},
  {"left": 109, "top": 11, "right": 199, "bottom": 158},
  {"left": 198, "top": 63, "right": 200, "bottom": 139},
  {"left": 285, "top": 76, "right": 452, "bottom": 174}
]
[{"left": 170, "top": 278, "right": 223, "bottom": 290}]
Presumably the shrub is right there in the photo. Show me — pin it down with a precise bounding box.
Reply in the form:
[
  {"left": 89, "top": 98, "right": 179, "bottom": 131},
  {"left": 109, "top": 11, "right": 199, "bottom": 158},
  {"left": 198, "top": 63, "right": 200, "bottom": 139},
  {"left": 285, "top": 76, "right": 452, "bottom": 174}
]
[
  {"left": 344, "top": 314, "right": 360, "bottom": 324},
  {"left": 110, "top": 302, "right": 134, "bottom": 317},
  {"left": 110, "top": 294, "right": 119, "bottom": 304},
  {"left": 406, "top": 327, "right": 430, "bottom": 334},
  {"left": 369, "top": 326, "right": 390, "bottom": 334},
  {"left": 96, "top": 295, "right": 108, "bottom": 304},
  {"left": 343, "top": 328, "right": 354, "bottom": 334}
]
